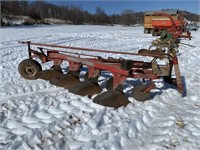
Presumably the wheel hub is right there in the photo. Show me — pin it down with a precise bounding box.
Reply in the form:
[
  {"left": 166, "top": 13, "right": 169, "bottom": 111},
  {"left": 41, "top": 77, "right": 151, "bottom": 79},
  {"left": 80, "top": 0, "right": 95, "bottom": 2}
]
[{"left": 25, "top": 66, "right": 36, "bottom": 76}]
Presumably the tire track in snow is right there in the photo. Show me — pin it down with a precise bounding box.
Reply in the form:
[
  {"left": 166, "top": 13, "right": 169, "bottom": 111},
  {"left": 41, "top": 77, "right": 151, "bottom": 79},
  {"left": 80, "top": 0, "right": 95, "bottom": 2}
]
[
  {"left": 0, "top": 36, "right": 85, "bottom": 51},
  {"left": 0, "top": 87, "right": 62, "bottom": 104},
  {"left": 1, "top": 95, "right": 105, "bottom": 150},
  {"left": 0, "top": 77, "right": 105, "bottom": 150},
  {"left": 130, "top": 90, "right": 200, "bottom": 150},
  {"left": 15, "top": 114, "right": 82, "bottom": 150},
  {"left": 1, "top": 111, "right": 83, "bottom": 150}
]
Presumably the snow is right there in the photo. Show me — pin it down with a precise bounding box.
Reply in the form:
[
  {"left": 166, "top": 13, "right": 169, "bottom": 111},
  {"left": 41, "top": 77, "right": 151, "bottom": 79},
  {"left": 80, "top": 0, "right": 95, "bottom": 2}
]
[{"left": 0, "top": 24, "right": 200, "bottom": 149}]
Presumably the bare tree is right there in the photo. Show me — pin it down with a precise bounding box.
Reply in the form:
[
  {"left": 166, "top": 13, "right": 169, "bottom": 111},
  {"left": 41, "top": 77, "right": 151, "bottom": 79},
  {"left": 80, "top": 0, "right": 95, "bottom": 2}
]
[
  {"left": 120, "top": 9, "right": 135, "bottom": 26},
  {"left": 95, "top": 6, "right": 109, "bottom": 24}
]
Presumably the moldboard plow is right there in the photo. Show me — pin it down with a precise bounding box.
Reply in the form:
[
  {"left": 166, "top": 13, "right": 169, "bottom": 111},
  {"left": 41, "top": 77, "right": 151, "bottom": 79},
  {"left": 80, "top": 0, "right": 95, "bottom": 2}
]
[{"left": 18, "top": 41, "right": 184, "bottom": 108}]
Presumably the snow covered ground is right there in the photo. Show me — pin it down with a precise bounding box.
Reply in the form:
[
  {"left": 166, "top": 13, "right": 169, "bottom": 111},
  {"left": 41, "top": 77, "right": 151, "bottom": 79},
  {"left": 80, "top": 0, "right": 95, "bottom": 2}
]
[{"left": 0, "top": 25, "right": 200, "bottom": 150}]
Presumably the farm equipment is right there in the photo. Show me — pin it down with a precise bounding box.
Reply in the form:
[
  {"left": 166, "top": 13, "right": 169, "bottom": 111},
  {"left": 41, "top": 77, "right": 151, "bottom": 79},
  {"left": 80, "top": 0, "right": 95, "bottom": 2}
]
[
  {"left": 144, "top": 11, "right": 191, "bottom": 39},
  {"left": 18, "top": 41, "right": 184, "bottom": 108}
]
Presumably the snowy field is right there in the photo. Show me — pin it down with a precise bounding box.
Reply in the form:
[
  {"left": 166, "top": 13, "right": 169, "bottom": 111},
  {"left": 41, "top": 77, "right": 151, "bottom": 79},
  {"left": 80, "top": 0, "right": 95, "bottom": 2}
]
[{"left": 0, "top": 25, "right": 200, "bottom": 150}]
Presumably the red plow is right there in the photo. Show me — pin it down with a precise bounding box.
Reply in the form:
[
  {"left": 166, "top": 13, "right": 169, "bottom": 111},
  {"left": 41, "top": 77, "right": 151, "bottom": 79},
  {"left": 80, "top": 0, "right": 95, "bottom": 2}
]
[{"left": 18, "top": 41, "right": 184, "bottom": 108}]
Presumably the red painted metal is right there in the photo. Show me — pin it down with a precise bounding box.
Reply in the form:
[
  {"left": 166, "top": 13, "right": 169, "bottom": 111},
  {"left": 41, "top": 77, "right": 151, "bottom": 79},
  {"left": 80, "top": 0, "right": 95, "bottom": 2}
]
[
  {"left": 69, "top": 62, "right": 81, "bottom": 71},
  {"left": 173, "top": 56, "right": 184, "bottom": 94},
  {"left": 112, "top": 74, "right": 127, "bottom": 89},
  {"left": 87, "top": 67, "right": 100, "bottom": 79},
  {"left": 19, "top": 41, "right": 184, "bottom": 95},
  {"left": 53, "top": 59, "right": 63, "bottom": 66},
  {"left": 143, "top": 82, "right": 156, "bottom": 93},
  {"left": 20, "top": 41, "right": 166, "bottom": 58},
  {"left": 153, "top": 12, "right": 176, "bottom": 27},
  {"left": 152, "top": 12, "right": 192, "bottom": 39},
  {"left": 48, "top": 52, "right": 130, "bottom": 76}
]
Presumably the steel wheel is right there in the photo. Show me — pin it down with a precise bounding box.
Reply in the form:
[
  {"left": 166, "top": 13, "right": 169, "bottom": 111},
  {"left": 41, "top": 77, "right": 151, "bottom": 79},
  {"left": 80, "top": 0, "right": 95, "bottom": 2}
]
[
  {"left": 132, "top": 84, "right": 150, "bottom": 101},
  {"left": 18, "top": 59, "right": 42, "bottom": 80}
]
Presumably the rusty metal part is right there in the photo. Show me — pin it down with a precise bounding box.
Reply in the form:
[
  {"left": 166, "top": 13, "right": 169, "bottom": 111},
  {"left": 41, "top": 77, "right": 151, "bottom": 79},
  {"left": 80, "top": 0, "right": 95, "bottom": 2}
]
[
  {"left": 138, "top": 49, "right": 150, "bottom": 55},
  {"left": 68, "top": 80, "right": 102, "bottom": 97},
  {"left": 18, "top": 59, "right": 42, "bottom": 80},
  {"left": 51, "top": 65, "right": 63, "bottom": 73},
  {"left": 93, "top": 90, "right": 130, "bottom": 108},
  {"left": 132, "top": 84, "right": 152, "bottom": 101},
  {"left": 173, "top": 56, "right": 183, "bottom": 94},
  {"left": 106, "top": 74, "right": 126, "bottom": 91},
  {"left": 68, "top": 70, "right": 80, "bottom": 78},
  {"left": 19, "top": 41, "right": 169, "bottom": 58},
  {"left": 37, "top": 70, "right": 63, "bottom": 81},
  {"left": 49, "top": 74, "right": 80, "bottom": 88}
]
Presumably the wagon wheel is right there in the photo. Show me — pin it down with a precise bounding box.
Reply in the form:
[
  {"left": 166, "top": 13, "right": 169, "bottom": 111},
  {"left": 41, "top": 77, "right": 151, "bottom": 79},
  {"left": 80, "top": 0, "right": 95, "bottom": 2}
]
[
  {"left": 18, "top": 59, "right": 42, "bottom": 80},
  {"left": 152, "top": 31, "right": 158, "bottom": 36},
  {"left": 132, "top": 84, "right": 151, "bottom": 101},
  {"left": 144, "top": 29, "right": 149, "bottom": 34}
]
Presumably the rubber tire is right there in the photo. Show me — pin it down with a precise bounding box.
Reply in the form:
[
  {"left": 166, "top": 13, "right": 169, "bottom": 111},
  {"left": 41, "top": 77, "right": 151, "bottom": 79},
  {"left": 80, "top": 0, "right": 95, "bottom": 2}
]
[
  {"left": 144, "top": 29, "right": 148, "bottom": 34},
  {"left": 152, "top": 31, "right": 157, "bottom": 36},
  {"left": 18, "top": 59, "right": 42, "bottom": 80},
  {"left": 132, "top": 84, "right": 150, "bottom": 101}
]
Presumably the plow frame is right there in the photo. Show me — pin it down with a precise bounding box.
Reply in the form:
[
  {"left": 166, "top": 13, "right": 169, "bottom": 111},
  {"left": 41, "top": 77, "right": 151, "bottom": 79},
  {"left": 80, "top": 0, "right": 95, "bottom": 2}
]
[{"left": 20, "top": 41, "right": 184, "bottom": 95}]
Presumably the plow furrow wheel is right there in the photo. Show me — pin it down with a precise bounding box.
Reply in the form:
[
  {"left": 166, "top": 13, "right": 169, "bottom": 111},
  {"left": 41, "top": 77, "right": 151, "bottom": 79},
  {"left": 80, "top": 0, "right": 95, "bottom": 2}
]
[
  {"left": 132, "top": 84, "right": 151, "bottom": 101},
  {"left": 18, "top": 59, "right": 42, "bottom": 80}
]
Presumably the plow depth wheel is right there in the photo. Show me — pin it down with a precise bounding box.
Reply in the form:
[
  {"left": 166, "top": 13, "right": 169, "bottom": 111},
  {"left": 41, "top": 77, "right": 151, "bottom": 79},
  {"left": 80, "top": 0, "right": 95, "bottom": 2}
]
[
  {"left": 18, "top": 59, "right": 42, "bottom": 80},
  {"left": 132, "top": 85, "right": 150, "bottom": 101}
]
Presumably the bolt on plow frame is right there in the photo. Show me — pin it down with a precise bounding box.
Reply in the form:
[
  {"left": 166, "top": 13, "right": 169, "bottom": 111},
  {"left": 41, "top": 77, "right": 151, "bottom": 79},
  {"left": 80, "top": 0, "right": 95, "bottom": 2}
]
[{"left": 18, "top": 41, "right": 184, "bottom": 108}]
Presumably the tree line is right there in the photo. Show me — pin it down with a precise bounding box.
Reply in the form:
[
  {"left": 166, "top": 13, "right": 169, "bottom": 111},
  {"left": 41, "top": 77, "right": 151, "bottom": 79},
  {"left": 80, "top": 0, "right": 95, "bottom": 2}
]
[
  {"left": 1, "top": 1, "right": 199, "bottom": 26},
  {"left": 1, "top": 1, "right": 144, "bottom": 25}
]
